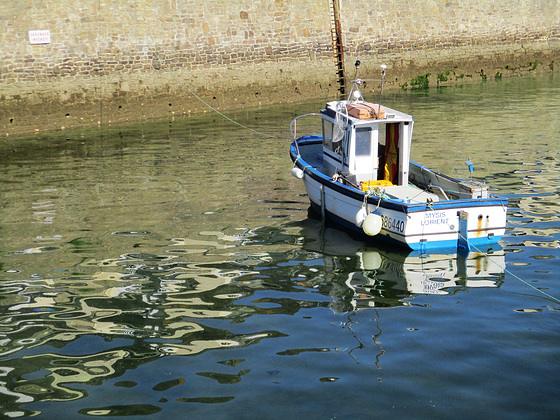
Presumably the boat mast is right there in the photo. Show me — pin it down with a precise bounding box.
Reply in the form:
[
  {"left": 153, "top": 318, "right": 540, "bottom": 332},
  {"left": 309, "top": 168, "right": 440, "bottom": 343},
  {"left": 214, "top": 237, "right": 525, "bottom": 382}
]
[{"left": 378, "top": 64, "right": 387, "bottom": 115}]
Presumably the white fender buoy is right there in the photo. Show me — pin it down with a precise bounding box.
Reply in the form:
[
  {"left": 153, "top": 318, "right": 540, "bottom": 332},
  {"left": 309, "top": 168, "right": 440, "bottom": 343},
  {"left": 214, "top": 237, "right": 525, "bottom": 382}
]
[
  {"left": 291, "top": 167, "right": 304, "bottom": 179},
  {"left": 355, "top": 208, "right": 367, "bottom": 227},
  {"left": 362, "top": 213, "right": 382, "bottom": 236}
]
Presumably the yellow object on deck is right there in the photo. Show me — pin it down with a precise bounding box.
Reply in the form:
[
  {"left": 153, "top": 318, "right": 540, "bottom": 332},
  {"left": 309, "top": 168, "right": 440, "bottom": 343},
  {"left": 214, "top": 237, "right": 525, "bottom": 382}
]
[{"left": 360, "top": 180, "right": 394, "bottom": 191}]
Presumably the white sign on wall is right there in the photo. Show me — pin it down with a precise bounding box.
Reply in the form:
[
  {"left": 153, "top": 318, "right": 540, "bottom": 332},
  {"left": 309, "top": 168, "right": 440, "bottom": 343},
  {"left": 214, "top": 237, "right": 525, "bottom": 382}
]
[{"left": 29, "top": 30, "right": 51, "bottom": 45}]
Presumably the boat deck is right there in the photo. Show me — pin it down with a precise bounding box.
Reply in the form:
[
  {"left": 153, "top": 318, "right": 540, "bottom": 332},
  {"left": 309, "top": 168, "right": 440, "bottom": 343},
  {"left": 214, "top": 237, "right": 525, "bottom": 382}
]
[
  {"left": 382, "top": 185, "right": 439, "bottom": 203},
  {"left": 298, "top": 142, "right": 324, "bottom": 170}
]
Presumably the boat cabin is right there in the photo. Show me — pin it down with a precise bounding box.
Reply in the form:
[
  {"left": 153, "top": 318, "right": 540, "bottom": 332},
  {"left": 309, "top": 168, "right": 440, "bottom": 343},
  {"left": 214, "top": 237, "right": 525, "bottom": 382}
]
[{"left": 321, "top": 99, "right": 414, "bottom": 190}]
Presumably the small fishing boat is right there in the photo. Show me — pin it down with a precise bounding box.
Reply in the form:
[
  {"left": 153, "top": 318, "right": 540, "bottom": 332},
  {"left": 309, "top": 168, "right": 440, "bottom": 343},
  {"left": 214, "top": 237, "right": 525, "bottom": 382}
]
[{"left": 289, "top": 62, "right": 508, "bottom": 251}]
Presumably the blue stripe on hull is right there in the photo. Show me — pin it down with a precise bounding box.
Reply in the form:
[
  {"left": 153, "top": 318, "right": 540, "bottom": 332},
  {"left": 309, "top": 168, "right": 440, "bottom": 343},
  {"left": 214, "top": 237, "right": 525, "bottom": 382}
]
[{"left": 309, "top": 202, "right": 503, "bottom": 251}]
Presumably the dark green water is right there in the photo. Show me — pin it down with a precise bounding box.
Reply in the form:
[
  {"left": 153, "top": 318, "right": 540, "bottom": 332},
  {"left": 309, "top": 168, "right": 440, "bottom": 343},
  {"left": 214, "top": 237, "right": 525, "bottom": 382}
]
[{"left": 1, "top": 74, "right": 559, "bottom": 419}]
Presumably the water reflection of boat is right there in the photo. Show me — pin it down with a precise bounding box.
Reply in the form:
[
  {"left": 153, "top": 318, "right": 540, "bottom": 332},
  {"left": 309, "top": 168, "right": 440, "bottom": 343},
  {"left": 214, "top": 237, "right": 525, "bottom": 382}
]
[
  {"left": 290, "top": 62, "right": 508, "bottom": 250},
  {"left": 0, "top": 225, "right": 505, "bottom": 411},
  {"left": 295, "top": 217, "right": 505, "bottom": 311}
]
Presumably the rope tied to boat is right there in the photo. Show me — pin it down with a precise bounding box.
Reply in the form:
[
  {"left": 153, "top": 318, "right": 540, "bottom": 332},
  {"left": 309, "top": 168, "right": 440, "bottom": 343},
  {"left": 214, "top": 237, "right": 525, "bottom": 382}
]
[
  {"left": 365, "top": 186, "right": 389, "bottom": 201},
  {"left": 363, "top": 187, "right": 387, "bottom": 213},
  {"left": 122, "top": 7, "right": 288, "bottom": 142},
  {"left": 426, "top": 197, "right": 434, "bottom": 210},
  {"left": 456, "top": 231, "right": 560, "bottom": 306}
]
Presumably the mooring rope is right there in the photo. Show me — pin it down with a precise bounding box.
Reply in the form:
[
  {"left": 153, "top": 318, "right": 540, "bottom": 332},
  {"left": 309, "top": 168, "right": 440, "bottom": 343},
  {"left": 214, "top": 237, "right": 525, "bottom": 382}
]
[
  {"left": 457, "top": 231, "right": 560, "bottom": 305},
  {"left": 152, "top": 49, "right": 285, "bottom": 140},
  {"left": 121, "top": 8, "right": 284, "bottom": 141},
  {"left": 122, "top": 8, "right": 559, "bottom": 308}
]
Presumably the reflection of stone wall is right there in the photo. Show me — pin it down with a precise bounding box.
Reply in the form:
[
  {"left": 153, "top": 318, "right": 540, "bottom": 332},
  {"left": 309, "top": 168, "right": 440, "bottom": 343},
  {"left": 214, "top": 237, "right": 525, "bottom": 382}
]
[{"left": 1, "top": 0, "right": 559, "bottom": 136}]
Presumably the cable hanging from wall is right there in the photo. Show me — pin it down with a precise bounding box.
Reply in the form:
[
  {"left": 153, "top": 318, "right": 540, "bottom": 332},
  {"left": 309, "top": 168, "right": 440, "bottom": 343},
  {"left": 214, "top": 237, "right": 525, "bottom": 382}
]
[{"left": 118, "top": 4, "right": 284, "bottom": 141}]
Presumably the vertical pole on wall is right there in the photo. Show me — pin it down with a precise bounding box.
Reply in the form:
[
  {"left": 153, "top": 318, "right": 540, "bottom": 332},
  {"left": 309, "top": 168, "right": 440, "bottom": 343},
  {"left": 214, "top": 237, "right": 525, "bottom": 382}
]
[
  {"left": 329, "top": 0, "right": 345, "bottom": 95},
  {"left": 97, "top": 0, "right": 103, "bottom": 127}
]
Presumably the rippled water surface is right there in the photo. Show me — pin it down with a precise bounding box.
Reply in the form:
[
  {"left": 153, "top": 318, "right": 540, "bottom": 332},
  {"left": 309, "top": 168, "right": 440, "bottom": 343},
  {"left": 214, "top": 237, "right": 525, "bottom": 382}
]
[{"left": 1, "top": 74, "right": 559, "bottom": 419}]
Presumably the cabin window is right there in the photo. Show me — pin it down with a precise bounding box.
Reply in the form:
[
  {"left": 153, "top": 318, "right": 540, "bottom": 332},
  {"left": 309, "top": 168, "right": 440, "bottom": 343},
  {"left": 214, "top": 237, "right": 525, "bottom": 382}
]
[
  {"left": 333, "top": 128, "right": 344, "bottom": 155},
  {"left": 340, "top": 131, "right": 350, "bottom": 156},
  {"left": 355, "top": 127, "right": 372, "bottom": 157},
  {"left": 322, "top": 120, "right": 333, "bottom": 150}
]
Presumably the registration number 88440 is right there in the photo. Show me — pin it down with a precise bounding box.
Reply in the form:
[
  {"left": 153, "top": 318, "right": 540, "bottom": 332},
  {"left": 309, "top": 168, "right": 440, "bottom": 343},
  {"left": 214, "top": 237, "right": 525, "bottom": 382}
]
[{"left": 381, "top": 215, "right": 405, "bottom": 233}]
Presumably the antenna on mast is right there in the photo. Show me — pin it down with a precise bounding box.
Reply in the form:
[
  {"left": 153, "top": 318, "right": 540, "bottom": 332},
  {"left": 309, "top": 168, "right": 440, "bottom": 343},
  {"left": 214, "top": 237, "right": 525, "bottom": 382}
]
[{"left": 378, "top": 64, "right": 387, "bottom": 117}]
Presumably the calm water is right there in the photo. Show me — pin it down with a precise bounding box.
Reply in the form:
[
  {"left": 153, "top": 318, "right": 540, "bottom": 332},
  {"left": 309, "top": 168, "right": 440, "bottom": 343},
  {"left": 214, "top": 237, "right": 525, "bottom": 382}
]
[{"left": 1, "top": 74, "right": 559, "bottom": 419}]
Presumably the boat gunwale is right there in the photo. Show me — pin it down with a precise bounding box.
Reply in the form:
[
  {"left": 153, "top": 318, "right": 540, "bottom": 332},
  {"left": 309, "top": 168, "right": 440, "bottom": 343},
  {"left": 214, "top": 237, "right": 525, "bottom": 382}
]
[{"left": 290, "top": 136, "right": 509, "bottom": 214}]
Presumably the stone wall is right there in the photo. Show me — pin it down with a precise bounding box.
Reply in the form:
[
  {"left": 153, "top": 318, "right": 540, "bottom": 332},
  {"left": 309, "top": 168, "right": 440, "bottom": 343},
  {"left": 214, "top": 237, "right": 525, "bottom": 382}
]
[{"left": 1, "top": 0, "right": 559, "bottom": 136}]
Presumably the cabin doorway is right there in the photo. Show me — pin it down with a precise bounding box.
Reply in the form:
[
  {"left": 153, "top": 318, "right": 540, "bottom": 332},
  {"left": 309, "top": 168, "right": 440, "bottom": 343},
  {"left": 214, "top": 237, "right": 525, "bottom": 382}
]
[{"left": 379, "top": 123, "right": 399, "bottom": 184}]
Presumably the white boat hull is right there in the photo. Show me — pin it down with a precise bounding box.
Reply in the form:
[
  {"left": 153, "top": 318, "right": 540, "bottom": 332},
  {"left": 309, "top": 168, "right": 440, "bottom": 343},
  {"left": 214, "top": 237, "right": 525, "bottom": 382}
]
[{"left": 292, "top": 137, "right": 507, "bottom": 251}]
